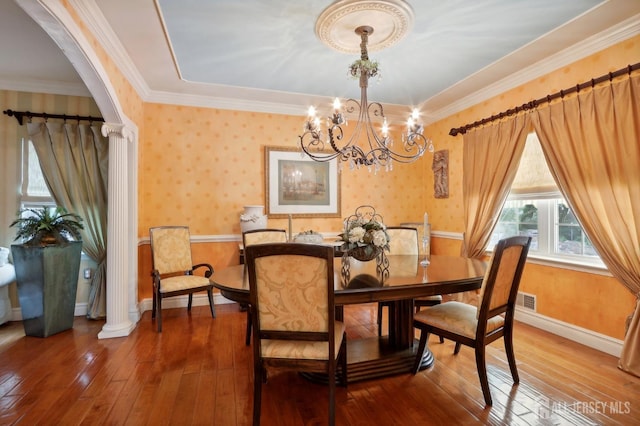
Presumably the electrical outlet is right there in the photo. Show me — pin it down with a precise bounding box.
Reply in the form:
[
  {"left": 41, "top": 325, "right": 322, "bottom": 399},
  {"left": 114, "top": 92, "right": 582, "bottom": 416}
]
[{"left": 83, "top": 268, "right": 92, "bottom": 280}]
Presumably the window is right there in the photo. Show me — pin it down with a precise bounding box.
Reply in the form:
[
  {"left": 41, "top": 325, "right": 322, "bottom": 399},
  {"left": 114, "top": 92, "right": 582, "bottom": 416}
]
[
  {"left": 489, "top": 133, "right": 603, "bottom": 269},
  {"left": 20, "top": 138, "right": 55, "bottom": 208}
]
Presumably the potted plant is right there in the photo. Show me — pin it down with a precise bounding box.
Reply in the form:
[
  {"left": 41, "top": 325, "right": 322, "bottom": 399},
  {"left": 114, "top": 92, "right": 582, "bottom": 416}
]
[{"left": 10, "top": 206, "right": 84, "bottom": 337}]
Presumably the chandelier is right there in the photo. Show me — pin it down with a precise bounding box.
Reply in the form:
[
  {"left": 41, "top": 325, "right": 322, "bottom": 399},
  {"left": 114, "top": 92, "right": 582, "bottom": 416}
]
[{"left": 299, "top": 25, "right": 434, "bottom": 173}]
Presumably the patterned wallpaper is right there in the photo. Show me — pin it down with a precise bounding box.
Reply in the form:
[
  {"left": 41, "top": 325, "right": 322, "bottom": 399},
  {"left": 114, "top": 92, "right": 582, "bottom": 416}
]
[{"left": 139, "top": 105, "right": 430, "bottom": 236}]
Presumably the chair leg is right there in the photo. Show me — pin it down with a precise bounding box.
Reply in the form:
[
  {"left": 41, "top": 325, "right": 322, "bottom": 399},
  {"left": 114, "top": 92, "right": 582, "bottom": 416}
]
[
  {"left": 338, "top": 335, "right": 348, "bottom": 387},
  {"left": 439, "top": 336, "right": 444, "bottom": 344},
  {"left": 157, "top": 295, "right": 162, "bottom": 332},
  {"left": 151, "top": 290, "right": 157, "bottom": 319},
  {"left": 343, "top": 341, "right": 348, "bottom": 387},
  {"left": 475, "top": 345, "right": 492, "bottom": 406},
  {"left": 253, "top": 364, "right": 263, "bottom": 426},
  {"left": 504, "top": 327, "right": 519, "bottom": 384},
  {"left": 412, "top": 329, "right": 430, "bottom": 374},
  {"left": 245, "top": 309, "right": 252, "bottom": 346},
  {"left": 207, "top": 289, "right": 216, "bottom": 318},
  {"left": 187, "top": 293, "right": 193, "bottom": 311},
  {"left": 328, "top": 356, "right": 336, "bottom": 426},
  {"left": 454, "top": 342, "right": 462, "bottom": 354}
]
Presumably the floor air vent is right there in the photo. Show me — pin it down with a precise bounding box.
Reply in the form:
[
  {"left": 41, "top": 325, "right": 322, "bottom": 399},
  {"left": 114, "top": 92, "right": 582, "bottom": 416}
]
[{"left": 516, "top": 292, "right": 536, "bottom": 312}]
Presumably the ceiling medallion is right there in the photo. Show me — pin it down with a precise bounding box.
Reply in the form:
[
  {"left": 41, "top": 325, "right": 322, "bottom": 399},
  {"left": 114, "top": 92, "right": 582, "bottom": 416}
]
[{"left": 315, "top": 0, "right": 415, "bottom": 54}]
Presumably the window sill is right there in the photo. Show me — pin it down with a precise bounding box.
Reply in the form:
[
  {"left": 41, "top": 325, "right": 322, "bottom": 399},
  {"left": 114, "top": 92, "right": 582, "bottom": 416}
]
[
  {"left": 526, "top": 254, "right": 610, "bottom": 276},
  {"left": 486, "top": 250, "right": 611, "bottom": 277}
]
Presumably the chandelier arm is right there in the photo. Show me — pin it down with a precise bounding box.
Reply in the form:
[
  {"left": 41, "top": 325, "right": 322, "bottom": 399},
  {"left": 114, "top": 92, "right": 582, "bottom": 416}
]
[{"left": 298, "top": 23, "right": 433, "bottom": 171}]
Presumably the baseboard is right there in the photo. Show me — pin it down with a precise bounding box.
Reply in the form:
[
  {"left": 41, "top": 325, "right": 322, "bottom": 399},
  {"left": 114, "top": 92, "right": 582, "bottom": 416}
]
[
  {"left": 10, "top": 296, "right": 231, "bottom": 322},
  {"left": 11, "top": 302, "right": 88, "bottom": 321},
  {"left": 137, "top": 293, "right": 234, "bottom": 314},
  {"left": 8, "top": 297, "right": 624, "bottom": 358},
  {"left": 515, "top": 307, "right": 623, "bottom": 357}
]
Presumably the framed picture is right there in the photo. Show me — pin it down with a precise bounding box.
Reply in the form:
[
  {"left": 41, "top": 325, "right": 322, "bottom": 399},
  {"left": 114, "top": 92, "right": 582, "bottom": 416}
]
[{"left": 265, "top": 146, "right": 341, "bottom": 217}]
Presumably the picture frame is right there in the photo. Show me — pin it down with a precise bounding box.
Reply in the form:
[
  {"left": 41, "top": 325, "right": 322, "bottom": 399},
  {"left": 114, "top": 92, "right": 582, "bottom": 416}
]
[{"left": 265, "top": 146, "right": 341, "bottom": 217}]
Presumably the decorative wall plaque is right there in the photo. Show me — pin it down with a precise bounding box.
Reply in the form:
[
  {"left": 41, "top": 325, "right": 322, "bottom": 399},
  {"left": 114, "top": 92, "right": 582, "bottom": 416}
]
[{"left": 432, "top": 149, "right": 449, "bottom": 199}]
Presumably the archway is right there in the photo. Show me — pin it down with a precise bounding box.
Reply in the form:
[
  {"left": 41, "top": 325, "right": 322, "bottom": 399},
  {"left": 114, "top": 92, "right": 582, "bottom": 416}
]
[{"left": 18, "top": 0, "right": 139, "bottom": 338}]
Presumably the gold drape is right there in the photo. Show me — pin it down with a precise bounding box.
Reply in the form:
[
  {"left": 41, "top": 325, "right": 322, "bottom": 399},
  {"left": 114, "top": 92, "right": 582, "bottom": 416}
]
[
  {"left": 531, "top": 73, "right": 640, "bottom": 377},
  {"left": 462, "top": 115, "right": 530, "bottom": 258},
  {"left": 28, "top": 122, "right": 109, "bottom": 319}
]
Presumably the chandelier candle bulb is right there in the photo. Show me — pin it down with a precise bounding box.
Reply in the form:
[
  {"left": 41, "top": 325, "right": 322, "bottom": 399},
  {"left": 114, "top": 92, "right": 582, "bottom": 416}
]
[{"left": 424, "top": 212, "right": 428, "bottom": 233}]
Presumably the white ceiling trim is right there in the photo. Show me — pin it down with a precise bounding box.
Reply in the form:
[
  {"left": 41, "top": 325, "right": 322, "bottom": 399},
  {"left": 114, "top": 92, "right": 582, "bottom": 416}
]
[
  {"left": 69, "top": 0, "right": 151, "bottom": 100},
  {"left": 146, "top": 90, "right": 307, "bottom": 117},
  {"left": 426, "top": 13, "right": 640, "bottom": 125},
  {"left": 0, "top": 77, "right": 90, "bottom": 97},
  {"left": 72, "top": 1, "right": 639, "bottom": 126}
]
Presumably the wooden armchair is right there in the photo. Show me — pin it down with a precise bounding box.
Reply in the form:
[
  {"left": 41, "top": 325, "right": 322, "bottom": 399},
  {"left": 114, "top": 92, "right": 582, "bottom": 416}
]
[
  {"left": 412, "top": 236, "right": 531, "bottom": 405},
  {"left": 149, "top": 226, "right": 215, "bottom": 332},
  {"left": 246, "top": 242, "right": 347, "bottom": 426}
]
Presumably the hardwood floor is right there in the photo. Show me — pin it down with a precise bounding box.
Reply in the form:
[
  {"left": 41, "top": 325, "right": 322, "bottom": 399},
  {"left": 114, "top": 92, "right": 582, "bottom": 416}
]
[{"left": 0, "top": 303, "right": 638, "bottom": 425}]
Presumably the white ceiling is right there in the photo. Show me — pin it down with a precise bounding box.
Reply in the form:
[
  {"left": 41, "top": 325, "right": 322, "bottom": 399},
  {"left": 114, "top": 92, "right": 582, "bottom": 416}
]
[{"left": 1, "top": 0, "right": 639, "bottom": 123}]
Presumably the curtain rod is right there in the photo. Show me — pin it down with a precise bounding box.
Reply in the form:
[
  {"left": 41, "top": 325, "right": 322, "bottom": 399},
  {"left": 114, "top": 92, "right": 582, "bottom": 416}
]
[
  {"left": 449, "top": 62, "right": 640, "bottom": 137},
  {"left": 2, "top": 109, "right": 104, "bottom": 126}
]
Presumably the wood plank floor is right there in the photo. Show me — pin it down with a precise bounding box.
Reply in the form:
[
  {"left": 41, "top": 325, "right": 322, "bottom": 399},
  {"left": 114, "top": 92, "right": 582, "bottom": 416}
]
[{"left": 0, "top": 303, "right": 638, "bottom": 425}]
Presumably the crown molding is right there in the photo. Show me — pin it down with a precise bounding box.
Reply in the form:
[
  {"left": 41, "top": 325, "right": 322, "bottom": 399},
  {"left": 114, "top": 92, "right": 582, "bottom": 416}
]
[
  {"left": 424, "top": 13, "right": 640, "bottom": 125},
  {"left": 69, "top": 0, "right": 150, "bottom": 99},
  {"left": 74, "top": 1, "right": 639, "bottom": 122},
  {"left": 0, "top": 77, "right": 90, "bottom": 97},
  {"left": 146, "top": 90, "right": 309, "bottom": 117}
]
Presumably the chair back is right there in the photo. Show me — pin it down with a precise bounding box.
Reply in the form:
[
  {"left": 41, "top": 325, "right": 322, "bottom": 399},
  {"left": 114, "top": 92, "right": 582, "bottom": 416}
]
[
  {"left": 386, "top": 226, "right": 419, "bottom": 255},
  {"left": 149, "top": 226, "right": 193, "bottom": 274},
  {"left": 245, "top": 242, "right": 335, "bottom": 350},
  {"left": 477, "top": 236, "right": 531, "bottom": 321},
  {"left": 242, "top": 228, "right": 288, "bottom": 247}
]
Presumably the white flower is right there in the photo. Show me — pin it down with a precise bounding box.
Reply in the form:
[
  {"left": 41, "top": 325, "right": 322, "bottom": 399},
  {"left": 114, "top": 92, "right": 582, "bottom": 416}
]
[
  {"left": 372, "top": 230, "right": 388, "bottom": 247},
  {"left": 348, "top": 226, "right": 366, "bottom": 243}
]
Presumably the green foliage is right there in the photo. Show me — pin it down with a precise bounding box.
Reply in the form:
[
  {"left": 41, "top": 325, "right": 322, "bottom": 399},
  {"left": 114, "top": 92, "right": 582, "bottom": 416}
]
[{"left": 10, "top": 206, "right": 83, "bottom": 246}]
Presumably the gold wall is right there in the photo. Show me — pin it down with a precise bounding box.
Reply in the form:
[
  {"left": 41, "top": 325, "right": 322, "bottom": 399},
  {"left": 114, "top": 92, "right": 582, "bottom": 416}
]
[
  {"left": 139, "top": 106, "right": 428, "bottom": 236},
  {"left": 423, "top": 35, "right": 640, "bottom": 340}
]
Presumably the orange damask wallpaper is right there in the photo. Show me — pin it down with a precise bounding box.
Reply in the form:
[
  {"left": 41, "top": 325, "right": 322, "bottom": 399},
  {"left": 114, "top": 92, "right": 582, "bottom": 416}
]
[{"left": 139, "top": 105, "right": 429, "bottom": 236}]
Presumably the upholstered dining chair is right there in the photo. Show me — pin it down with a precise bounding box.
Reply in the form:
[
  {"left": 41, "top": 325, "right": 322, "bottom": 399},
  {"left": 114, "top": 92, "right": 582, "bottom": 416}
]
[
  {"left": 149, "top": 226, "right": 216, "bottom": 332},
  {"left": 377, "top": 226, "right": 442, "bottom": 337},
  {"left": 399, "top": 222, "right": 444, "bottom": 314},
  {"left": 242, "top": 228, "right": 288, "bottom": 345},
  {"left": 412, "top": 236, "right": 531, "bottom": 406},
  {"left": 246, "top": 242, "right": 347, "bottom": 426}
]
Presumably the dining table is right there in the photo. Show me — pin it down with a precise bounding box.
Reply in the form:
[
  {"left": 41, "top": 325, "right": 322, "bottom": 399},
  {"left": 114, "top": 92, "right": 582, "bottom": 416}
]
[{"left": 211, "top": 253, "right": 487, "bottom": 383}]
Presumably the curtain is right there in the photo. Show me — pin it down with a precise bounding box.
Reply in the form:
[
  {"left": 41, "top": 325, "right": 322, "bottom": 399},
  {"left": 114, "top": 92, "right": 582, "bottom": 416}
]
[
  {"left": 530, "top": 73, "right": 640, "bottom": 377},
  {"left": 27, "top": 122, "right": 109, "bottom": 319},
  {"left": 461, "top": 114, "right": 530, "bottom": 258}
]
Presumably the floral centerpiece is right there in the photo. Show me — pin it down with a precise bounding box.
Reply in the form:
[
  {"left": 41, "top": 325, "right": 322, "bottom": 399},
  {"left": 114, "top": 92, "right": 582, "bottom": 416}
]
[{"left": 339, "top": 206, "right": 390, "bottom": 262}]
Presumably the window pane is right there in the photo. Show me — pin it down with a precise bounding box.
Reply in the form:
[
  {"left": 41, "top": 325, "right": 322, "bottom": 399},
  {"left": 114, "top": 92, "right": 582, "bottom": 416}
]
[
  {"left": 558, "top": 202, "right": 579, "bottom": 225},
  {"left": 26, "top": 141, "right": 51, "bottom": 197},
  {"left": 555, "top": 200, "right": 598, "bottom": 258},
  {"left": 557, "top": 224, "right": 584, "bottom": 254},
  {"left": 490, "top": 200, "right": 539, "bottom": 250}
]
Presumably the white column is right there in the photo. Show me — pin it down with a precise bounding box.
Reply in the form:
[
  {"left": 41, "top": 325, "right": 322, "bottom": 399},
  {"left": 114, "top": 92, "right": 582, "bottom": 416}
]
[{"left": 98, "top": 122, "right": 135, "bottom": 339}]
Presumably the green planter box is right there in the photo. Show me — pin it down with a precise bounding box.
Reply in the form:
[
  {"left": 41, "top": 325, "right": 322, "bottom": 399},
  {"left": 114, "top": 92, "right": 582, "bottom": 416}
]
[{"left": 11, "top": 241, "right": 82, "bottom": 337}]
